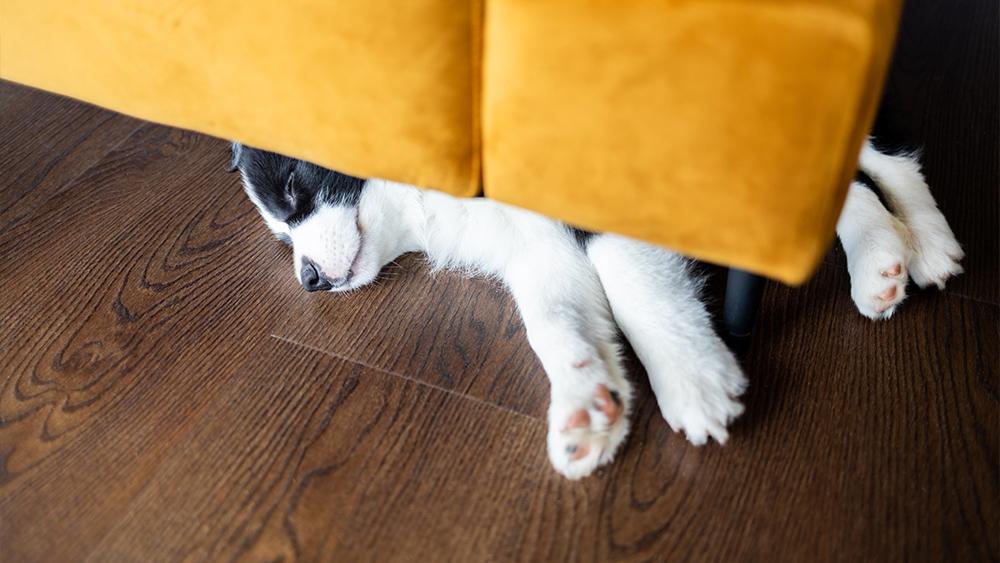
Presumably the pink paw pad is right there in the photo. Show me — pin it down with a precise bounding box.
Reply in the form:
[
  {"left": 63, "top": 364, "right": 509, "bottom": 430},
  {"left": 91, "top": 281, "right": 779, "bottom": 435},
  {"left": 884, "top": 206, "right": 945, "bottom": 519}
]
[
  {"left": 881, "top": 264, "right": 902, "bottom": 277},
  {"left": 878, "top": 285, "right": 898, "bottom": 301},
  {"left": 594, "top": 384, "right": 623, "bottom": 424},
  {"left": 563, "top": 409, "right": 591, "bottom": 431},
  {"left": 561, "top": 384, "right": 625, "bottom": 460}
]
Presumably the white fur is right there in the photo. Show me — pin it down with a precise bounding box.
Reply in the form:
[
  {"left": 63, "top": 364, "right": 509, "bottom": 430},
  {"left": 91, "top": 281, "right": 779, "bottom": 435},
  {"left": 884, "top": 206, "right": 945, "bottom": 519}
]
[
  {"left": 587, "top": 235, "right": 746, "bottom": 443},
  {"left": 857, "top": 140, "right": 965, "bottom": 289},
  {"left": 837, "top": 182, "right": 913, "bottom": 319},
  {"left": 247, "top": 175, "right": 745, "bottom": 478},
  {"left": 291, "top": 205, "right": 363, "bottom": 284},
  {"left": 240, "top": 139, "right": 962, "bottom": 479},
  {"left": 837, "top": 140, "right": 964, "bottom": 319}
]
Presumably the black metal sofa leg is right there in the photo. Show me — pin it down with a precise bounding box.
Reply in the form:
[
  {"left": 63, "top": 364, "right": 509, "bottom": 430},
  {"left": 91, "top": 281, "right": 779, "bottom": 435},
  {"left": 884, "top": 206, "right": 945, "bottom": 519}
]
[{"left": 722, "top": 268, "right": 767, "bottom": 357}]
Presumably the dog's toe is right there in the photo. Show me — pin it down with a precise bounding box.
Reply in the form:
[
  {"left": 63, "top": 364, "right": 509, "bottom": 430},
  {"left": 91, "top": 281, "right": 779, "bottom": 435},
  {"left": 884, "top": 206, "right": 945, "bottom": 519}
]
[{"left": 548, "top": 383, "right": 631, "bottom": 479}]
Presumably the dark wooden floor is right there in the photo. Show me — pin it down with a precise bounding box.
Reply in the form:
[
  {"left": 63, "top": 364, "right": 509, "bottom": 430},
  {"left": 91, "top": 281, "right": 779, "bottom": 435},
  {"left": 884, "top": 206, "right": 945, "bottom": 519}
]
[{"left": 1, "top": 1, "right": 996, "bottom": 561}]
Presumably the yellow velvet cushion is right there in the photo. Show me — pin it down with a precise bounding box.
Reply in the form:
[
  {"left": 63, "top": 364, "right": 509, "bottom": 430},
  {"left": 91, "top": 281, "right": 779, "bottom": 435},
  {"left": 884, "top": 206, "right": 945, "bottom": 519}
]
[
  {"left": 0, "top": 0, "right": 482, "bottom": 196},
  {"left": 1, "top": 0, "right": 902, "bottom": 284},
  {"left": 483, "top": 0, "right": 902, "bottom": 284}
]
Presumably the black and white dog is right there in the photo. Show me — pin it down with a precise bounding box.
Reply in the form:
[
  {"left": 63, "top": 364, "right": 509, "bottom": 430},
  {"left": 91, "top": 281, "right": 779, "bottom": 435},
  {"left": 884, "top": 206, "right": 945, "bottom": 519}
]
[{"left": 230, "top": 140, "right": 963, "bottom": 479}]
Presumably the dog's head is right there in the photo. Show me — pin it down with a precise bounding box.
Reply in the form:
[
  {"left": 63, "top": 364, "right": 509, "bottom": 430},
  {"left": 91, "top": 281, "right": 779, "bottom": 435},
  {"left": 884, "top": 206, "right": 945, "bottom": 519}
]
[{"left": 231, "top": 142, "right": 411, "bottom": 292}]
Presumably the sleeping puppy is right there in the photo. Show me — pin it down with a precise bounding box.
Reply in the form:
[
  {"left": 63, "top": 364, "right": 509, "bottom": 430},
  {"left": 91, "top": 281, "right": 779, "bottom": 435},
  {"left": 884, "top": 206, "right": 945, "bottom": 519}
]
[{"left": 230, "top": 140, "right": 962, "bottom": 479}]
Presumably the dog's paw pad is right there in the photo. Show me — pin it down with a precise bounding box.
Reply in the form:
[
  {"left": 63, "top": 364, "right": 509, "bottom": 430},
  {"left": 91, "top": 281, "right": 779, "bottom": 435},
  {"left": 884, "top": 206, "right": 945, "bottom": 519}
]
[
  {"left": 871, "top": 263, "right": 907, "bottom": 313},
  {"left": 851, "top": 254, "right": 910, "bottom": 320},
  {"left": 871, "top": 283, "right": 907, "bottom": 317},
  {"left": 881, "top": 263, "right": 903, "bottom": 277},
  {"left": 548, "top": 383, "right": 630, "bottom": 480},
  {"left": 878, "top": 284, "right": 898, "bottom": 301},
  {"left": 566, "top": 442, "right": 590, "bottom": 461},
  {"left": 562, "top": 408, "right": 591, "bottom": 431},
  {"left": 594, "top": 384, "right": 624, "bottom": 424}
]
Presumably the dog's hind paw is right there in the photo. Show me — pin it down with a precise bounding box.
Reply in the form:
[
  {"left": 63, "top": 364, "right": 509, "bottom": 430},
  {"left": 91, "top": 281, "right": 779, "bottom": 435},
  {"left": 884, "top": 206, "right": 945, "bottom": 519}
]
[
  {"left": 906, "top": 222, "right": 964, "bottom": 290},
  {"left": 850, "top": 255, "right": 911, "bottom": 320}
]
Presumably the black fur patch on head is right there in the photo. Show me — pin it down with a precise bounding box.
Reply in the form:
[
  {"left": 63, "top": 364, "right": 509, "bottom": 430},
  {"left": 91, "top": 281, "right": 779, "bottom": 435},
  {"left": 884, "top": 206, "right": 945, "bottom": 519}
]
[{"left": 231, "top": 143, "right": 366, "bottom": 226}]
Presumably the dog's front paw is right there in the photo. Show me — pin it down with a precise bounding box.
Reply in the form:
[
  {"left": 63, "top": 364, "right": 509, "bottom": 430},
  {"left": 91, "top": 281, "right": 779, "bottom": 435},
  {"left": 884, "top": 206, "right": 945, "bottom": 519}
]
[
  {"left": 651, "top": 350, "right": 746, "bottom": 445},
  {"left": 547, "top": 381, "right": 631, "bottom": 479}
]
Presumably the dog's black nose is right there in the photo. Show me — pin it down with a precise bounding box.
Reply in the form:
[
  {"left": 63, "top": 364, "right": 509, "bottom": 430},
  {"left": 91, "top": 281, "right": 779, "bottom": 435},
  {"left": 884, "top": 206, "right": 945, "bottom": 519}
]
[{"left": 301, "top": 261, "right": 333, "bottom": 292}]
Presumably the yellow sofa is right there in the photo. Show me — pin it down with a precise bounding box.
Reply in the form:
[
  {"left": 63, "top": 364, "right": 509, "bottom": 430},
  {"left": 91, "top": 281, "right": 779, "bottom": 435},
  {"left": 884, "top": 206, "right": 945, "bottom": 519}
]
[{"left": 0, "top": 0, "right": 902, "bottom": 284}]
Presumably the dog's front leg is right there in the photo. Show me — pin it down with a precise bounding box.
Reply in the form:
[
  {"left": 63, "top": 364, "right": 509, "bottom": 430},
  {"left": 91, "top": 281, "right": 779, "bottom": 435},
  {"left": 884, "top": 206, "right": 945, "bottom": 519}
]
[
  {"left": 586, "top": 234, "right": 747, "bottom": 445},
  {"left": 501, "top": 223, "right": 633, "bottom": 480}
]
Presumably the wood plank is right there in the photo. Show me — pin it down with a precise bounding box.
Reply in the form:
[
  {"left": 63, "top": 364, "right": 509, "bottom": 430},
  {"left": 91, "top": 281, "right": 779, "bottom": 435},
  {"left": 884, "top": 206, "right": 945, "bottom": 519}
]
[
  {"left": 69, "top": 261, "right": 999, "bottom": 563},
  {"left": 0, "top": 78, "right": 32, "bottom": 111},
  {"left": 0, "top": 0, "right": 994, "bottom": 560},
  {"left": 0, "top": 80, "right": 144, "bottom": 236},
  {"left": 0, "top": 128, "right": 301, "bottom": 562},
  {"left": 724, "top": 263, "right": 998, "bottom": 562},
  {"left": 272, "top": 254, "right": 552, "bottom": 419},
  {"left": 81, "top": 338, "right": 597, "bottom": 563}
]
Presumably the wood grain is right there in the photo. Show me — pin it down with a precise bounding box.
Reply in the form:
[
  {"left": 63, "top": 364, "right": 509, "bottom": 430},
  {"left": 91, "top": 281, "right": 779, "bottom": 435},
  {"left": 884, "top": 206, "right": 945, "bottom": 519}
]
[
  {"left": 731, "top": 264, "right": 998, "bottom": 563},
  {"left": 0, "top": 83, "right": 144, "bottom": 236},
  {"left": 0, "top": 124, "right": 300, "bottom": 561},
  {"left": 273, "top": 255, "right": 552, "bottom": 419},
  {"left": 79, "top": 338, "right": 588, "bottom": 563},
  {"left": 70, "top": 264, "right": 1000, "bottom": 563},
  {"left": 0, "top": 0, "right": 997, "bottom": 559}
]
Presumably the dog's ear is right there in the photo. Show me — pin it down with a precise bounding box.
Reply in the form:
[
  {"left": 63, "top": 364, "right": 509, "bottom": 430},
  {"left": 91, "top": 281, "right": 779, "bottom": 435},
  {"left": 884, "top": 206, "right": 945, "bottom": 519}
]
[{"left": 228, "top": 141, "right": 243, "bottom": 172}]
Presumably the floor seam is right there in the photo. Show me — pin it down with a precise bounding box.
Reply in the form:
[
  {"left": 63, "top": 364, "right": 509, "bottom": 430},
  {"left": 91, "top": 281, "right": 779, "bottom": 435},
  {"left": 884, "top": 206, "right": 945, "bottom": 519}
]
[{"left": 267, "top": 334, "right": 543, "bottom": 423}]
